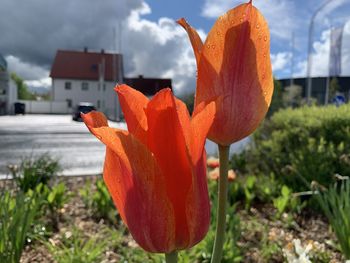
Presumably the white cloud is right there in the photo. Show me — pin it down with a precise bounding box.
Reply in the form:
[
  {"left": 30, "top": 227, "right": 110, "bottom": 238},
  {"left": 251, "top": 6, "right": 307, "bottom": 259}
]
[
  {"left": 271, "top": 52, "right": 292, "bottom": 72},
  {"left": 6, "top": 55, "right": 49, "bottom": 81},
  {"left": 122, "top": 2, "right": 206, "bottom": 95},
  {"left": 341, "top": 21, "right": 350, "bottom": 76},
  {"left": 294, "top": 25, "right": 350, "bottom": 78},
  {"left": 201, "top": 0, "right": 299, "bottom": 40}
]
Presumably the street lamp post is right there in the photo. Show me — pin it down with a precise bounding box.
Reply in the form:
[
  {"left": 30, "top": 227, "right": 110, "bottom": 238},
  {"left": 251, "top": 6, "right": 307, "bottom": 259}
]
[{"left": 306, "top": 0, "right": 337, "bottom": 105}]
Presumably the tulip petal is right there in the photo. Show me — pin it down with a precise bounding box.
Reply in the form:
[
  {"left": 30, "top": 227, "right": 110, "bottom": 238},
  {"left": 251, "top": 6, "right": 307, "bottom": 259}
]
[
  {"left": 197, "top": 2, "right": 273, "bottom": 145},
  {"left": 82, "top": 111, "right": 176, "bottom": 252},
  {"left": 81, "top": 110, "right": 108, "bottom": 130},
  {"left": 174, "top": 98, "right": 191, "bottom": 154},
  {"left": 186, "top": 152, "right": 210, "bottom": 246},
  {"left": 190, "top": 101, "right": 215, "bottom": 164},
  {"left": 177, "top": 18, "right": 203, "bottom": 66},
  {"left": 145, "top": 88, "right": 193, "bottom": 249},
  {"left": 115, "top": 84, "right": 149, "bottom": 144}
]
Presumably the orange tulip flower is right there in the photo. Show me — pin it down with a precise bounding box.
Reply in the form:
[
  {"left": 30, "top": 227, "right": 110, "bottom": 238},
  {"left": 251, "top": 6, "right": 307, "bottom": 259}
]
[
  {"left": 82, "top": 84, "right": 215, "bottom": 253},
  {"left": 207, "top": 156, "right": 220, "bottom": 169},
  {"left": 208, "top": 168, "right": 236, "bottom": 182},
  {"left": 178, "top": 0, "right": 273, "bottom": 146}
]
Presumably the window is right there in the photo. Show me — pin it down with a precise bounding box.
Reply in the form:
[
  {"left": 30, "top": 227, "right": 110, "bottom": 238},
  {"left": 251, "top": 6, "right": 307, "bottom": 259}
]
[
  {"left": 97, "top": 100, "right": 100, "bottom": 108},
  {"left": 81, "top": 82, "right": 89, "bottom": 91},
  {"left": 66, "top": 99, "right": 72, "bottom": 108},
  {"left": 0, "top": 89, "right": 5, "bottom": 95},
  {"left": 103, "top": 83, "right": 106, "bottom": 91},
  {"left": 65, "top": 82, "right": 71, "bottom": 90}
]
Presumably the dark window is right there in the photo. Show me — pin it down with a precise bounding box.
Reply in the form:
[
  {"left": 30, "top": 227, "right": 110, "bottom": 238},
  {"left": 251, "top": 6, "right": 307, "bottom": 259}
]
[
  {"left": 103, "top": 84, "right": 106, "bottom": 91},
  {"left": 0, "top": 89, "right": 6, "bottom": 95},
  {"left": 82, "top": 82, "right": 89, "bottom": 91},
  {"left": 66, "top": 99, "right": 72, "bottom": 108},
  {"left": 65, "top": 82, "right": 71, "bottom": 90}
]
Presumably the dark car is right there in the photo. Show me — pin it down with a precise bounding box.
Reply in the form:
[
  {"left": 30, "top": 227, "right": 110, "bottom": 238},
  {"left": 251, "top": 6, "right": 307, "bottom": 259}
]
[
  {"left": 14, "top": 102, "right": 26, "bottom": 115},
  {"left": 72, "top": 103, "right": 96, "bottom": 121}
]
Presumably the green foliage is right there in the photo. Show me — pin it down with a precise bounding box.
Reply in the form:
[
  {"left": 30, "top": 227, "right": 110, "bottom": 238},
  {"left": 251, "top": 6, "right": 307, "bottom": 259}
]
[
  {"left": 46, "top": 228, "right": 108, "bottom": 263},
  {"left": 179, "top": 92, "right": 195, "bottom": 114},
  {"left": 41, "top": 182, "right": 70, "bottom": 231},
  {"left": 0, "top": 188, "right": 40, "bottom": 263},
  {"left": 46, "top": 182, "right": 70, "bottom": 211},
  {"left": 273, "top": 185, "right": 302, "bottom": 218},
  {"left": 227, "top": 172, "right": 280, "bottom": 210},
  {"left": 315, "top": 178, "right": 350, "bottom": 259},
  {"left": 241, "top": 218, "right": 283, "bottom": 262},
  {"left": 267, "top": 78, "right": 284, "bottom": 116},
  {"left": 10, "top": 72, "right": 35, "bottom": 100},
  {"left": 184, "top": 181, "right": 242, "bottom": 262},
  {"left": 237, "top": 104, "right": 350, "bottom": 191},
  {"left": 329, "top": 77, "right": 340, "bottom": 101},
  {"left": 283, "top": 85, "right": 303, "bottom": 107},
  {"left": 9, "top": 154, "right": 61, "bottom": 192},
  {"left": 80, "top": 179, "right": 118, "bottom": 223}
]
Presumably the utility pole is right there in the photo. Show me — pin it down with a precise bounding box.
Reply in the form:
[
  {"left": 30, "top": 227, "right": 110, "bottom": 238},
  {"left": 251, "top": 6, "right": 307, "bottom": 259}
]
[
  {"left": 99, "top": 58, "right": 105, "bottom": 113},
  {"left": 290, "top": 32, "right": 295, "bottom": 87},
  {"left": 306, "top": 0, "right": 337, "bottom": 105}
]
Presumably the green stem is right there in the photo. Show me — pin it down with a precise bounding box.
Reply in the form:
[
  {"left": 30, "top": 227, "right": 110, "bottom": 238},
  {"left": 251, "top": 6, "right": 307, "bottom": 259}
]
[
  {"left": 211, "top": 144, "right": 230, "bottom": 263},
  {"left": 165, "top": 251, "right": 178, "bottom": 263}
]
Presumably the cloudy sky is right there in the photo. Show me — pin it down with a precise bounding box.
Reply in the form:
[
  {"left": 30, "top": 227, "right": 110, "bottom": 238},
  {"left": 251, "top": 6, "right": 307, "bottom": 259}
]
[{"left": 1, "top": 0, "right": 350, "bottom": 95}]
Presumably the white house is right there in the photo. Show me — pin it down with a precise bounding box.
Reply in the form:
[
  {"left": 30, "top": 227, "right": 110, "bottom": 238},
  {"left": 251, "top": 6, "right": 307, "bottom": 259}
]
[
  {"left": 50, "top": 48, "right": 172, "bottom": 120},
  {"left": 50, "top": 48, "right": 123, "bottom": 120}
]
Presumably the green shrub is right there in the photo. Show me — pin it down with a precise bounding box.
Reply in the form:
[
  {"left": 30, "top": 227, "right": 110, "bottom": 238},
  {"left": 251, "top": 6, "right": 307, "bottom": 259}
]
[
  {"left": 314, "top": 177, "right": 350, "bottom": 259},
  {"left": 45, "top": 228, "right": 108, "bottom": 263},
  {"left": 41, "top": 182, "right": 70, "bottom": 231},
  {"left": 80, "top": 179, "right": 118, "bottom": 224},
  {"left": 235, "top": 104, "right": 350, "bottom": 191},
  {"left": 9, "top": 154, "right": 61, "bottom": 192},
  {"left": 0, "top": 188, "right": 40, "bottom": 263}
]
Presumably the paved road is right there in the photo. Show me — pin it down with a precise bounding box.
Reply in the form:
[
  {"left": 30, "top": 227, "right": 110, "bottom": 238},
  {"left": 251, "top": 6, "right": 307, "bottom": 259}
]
[
  {"left": 0, "top": 115, "right": 126, "bottom": 178},
  {"left": 0, "top": 114, "right": 249, "bottom": 178}
]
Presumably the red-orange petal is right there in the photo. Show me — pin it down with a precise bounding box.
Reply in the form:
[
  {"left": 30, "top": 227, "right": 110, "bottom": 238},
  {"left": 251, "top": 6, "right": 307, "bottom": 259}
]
[
  {"left": 115, "top": 84, "right": 149, "bottom": 144},
  {"left": 196, "top": 2, "right": 273, "bottom": 145},
  {"left": 177, "top": 18, "right": 203, "bottom": 66},
  {"left": 145, "top": 88, "right": 193, "bottom": 249},
  {"left": 82, "top": 111, "right": 176, "bottom": 252},
  {"left": 190, "top": 101, "right": 215, "bottom": 164}
]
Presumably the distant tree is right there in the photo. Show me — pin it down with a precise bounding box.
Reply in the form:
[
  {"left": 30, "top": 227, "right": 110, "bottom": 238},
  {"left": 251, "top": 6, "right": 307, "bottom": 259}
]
[
  {"left": 180, "top": 92, "right": 195, "bottom": 114},
  {"left": 329, "top": 77, "right": 341, "bottom": 101},
  {"left": 283, "top": 84, "right": 302, "bottom": 107},
  {"left": 10, "top": 73, "right": 35, "bottom": 100},
  {"left": 267, "top": 78, "right": 284, "bottom": 116}
]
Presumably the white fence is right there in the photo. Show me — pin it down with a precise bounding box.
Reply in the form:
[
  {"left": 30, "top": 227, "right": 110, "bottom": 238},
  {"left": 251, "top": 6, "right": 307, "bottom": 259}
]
[{"left": 18, "top": 100, "right": 69, "bottom": 114}]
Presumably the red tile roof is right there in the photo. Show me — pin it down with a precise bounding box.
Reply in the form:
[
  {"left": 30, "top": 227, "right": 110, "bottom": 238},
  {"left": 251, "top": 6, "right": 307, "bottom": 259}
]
[{"left": 50, "top": 49, "right": 122, "bottom": 81}]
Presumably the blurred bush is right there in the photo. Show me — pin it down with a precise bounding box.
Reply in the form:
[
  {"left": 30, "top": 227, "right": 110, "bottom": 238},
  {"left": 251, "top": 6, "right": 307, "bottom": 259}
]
[
  {"left": 80, "top": 179, "right": 118, "bottom": 225},
  {"left": 0, "top": 188, "right": 40, "bottom": 263},
  {"left": 314, "top": 177, "right": 350, "bottom": 260},
  {"left": 9, "top": 153, "right": 61, "bottom": 192},
  {"left": 233, "top": 104, "right": 350, "bottom": 191}
]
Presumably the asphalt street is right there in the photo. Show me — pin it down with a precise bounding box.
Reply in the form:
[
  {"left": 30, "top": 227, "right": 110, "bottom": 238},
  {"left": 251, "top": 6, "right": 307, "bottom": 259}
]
[
  {"left": 0, "top": 114, "right": 127, "bottom": 178},
  {"left": 0, "top": 114, "right": 249, "bottom": 178}
]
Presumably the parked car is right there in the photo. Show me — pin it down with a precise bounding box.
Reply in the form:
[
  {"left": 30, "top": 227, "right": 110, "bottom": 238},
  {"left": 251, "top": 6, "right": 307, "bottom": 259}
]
[
  {"left": 14, "top": 102, "right": 25, "bottom": 115},
  {"left": 72, "top": 103, "right": 96, "bottom": 121}
]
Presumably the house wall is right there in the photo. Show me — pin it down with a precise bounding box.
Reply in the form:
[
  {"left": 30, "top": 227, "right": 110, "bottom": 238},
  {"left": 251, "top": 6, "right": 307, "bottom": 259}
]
[
  {"left": 18, "top": 100, "right": 68, "bottom": 114},
  {"left": 52, "top": 78, "right": 121, "bottom": 120}
]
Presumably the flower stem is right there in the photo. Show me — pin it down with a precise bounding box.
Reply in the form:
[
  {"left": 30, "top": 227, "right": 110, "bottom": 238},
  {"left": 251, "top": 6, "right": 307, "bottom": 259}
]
[
  {"left": 211, "top": 144, "right": 230, "bottom": 263},
  {"left": 165, "top": 251, "right": 178, "bottom": 263}
]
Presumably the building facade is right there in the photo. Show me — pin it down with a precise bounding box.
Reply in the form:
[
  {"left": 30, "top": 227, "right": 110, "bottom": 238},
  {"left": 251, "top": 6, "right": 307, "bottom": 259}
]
[
  {"left": 50, "top": 49, "right": 172, "bottom": 120},
  {"left": 279, "top": 76, "right": 350, "bottom": 104}
]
